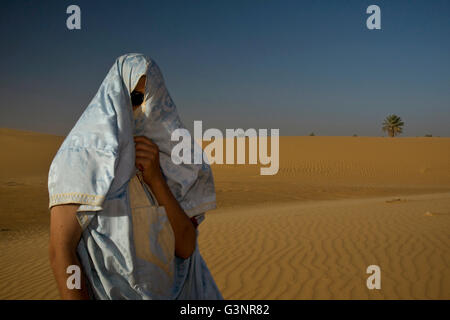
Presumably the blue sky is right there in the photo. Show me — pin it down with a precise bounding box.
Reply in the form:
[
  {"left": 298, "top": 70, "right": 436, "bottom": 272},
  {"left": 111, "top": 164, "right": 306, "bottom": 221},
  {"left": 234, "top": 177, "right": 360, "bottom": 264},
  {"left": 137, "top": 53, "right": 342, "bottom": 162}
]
[{"left": 0, "top": 0, "right": 449, "bottom": 136}]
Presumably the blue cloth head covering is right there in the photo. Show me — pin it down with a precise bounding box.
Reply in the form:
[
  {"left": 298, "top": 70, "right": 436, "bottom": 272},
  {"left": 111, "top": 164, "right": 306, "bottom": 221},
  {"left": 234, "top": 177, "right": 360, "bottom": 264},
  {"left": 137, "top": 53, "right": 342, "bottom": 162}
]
[{"left": 48, "top": 53, "right": 216, "bottom": 218}]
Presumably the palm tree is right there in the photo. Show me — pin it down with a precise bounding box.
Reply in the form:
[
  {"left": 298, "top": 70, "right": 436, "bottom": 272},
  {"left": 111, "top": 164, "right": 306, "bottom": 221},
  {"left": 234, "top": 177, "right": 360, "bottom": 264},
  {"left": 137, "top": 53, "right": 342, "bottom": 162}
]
[{"left": 382, "top": 114, "right": 404, "bottom": 137}]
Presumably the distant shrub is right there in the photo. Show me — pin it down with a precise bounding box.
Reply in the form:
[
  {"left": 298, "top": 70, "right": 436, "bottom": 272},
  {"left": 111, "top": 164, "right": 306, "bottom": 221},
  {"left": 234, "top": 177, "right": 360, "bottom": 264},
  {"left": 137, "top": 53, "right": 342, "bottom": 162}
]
[
  {"left": 309, "top": 132, "right": 315, "bottom": 136},
  {"left": 352, "top": 134, "right": 358, "bottom": 137},
  {"left": 424, "top": 134, "right": 432, "bottom": 137}
]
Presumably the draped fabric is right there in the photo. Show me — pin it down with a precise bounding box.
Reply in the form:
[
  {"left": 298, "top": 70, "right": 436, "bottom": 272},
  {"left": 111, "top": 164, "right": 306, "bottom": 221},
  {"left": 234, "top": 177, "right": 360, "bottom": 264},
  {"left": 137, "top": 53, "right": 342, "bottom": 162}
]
[{"left": 48, "top": 53, "right": 222, "bottom": 299}]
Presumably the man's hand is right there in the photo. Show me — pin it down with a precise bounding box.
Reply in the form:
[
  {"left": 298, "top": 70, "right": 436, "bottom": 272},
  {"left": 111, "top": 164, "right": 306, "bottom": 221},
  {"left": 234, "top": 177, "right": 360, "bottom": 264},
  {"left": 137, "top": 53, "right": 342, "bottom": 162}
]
[{"left": 134, "top": 136, "right": 164, "bottom": 184}]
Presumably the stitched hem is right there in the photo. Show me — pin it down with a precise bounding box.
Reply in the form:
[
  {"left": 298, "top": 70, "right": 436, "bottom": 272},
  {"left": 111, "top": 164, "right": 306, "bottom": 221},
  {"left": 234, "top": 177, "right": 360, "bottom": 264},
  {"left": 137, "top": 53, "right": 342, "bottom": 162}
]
[{"left": 49, "top": 192, "right": 105, "bottom": 209}]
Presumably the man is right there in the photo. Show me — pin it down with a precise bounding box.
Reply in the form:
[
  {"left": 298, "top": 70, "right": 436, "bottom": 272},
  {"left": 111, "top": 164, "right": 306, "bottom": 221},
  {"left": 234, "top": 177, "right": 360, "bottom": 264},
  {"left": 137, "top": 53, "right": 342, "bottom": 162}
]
[{"left": 48, "top": 54, "right": 222, "bottom": 300}]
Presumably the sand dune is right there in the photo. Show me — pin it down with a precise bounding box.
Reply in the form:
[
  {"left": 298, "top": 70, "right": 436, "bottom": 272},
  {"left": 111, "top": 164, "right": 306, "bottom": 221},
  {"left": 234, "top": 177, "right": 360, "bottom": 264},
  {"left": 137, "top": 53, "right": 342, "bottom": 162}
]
[
  {"left": 0, "top": 128, "right": 449, "bottom": 299},
  {"left": 0, "top": 225, "right": 58, "bottom": 299},
  {"left": 211, "top": 136, "right": 450, "bottom": 209},
  {"left": 200, "top": 193, "right": 450, "bottom": 299}
]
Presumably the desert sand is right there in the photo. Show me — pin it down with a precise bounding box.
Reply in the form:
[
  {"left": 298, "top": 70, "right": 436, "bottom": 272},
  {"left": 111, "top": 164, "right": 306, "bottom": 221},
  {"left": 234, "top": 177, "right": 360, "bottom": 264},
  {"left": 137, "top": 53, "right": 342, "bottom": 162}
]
[{"left": 0, "top": 128, "right": 449, "bottom": 299}]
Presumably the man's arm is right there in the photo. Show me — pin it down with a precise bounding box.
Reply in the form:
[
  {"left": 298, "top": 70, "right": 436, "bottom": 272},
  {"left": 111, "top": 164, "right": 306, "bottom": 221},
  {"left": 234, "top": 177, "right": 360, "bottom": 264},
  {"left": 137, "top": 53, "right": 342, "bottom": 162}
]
[
  {"left": 49, "top": 204, "right": 90, "bottom": 299},
  {"left": 134, "top": 136, "right": 197, "bottom": 259},
  {"left": 146, "top": 173, "right": 197, "bottom": 259}
]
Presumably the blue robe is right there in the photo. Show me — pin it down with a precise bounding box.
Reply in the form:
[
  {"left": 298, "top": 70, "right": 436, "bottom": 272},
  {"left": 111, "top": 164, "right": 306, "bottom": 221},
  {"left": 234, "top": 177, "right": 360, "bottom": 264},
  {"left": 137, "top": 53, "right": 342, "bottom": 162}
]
[{"left": 48, "top": 53, "right": 222, "bottom": 299}]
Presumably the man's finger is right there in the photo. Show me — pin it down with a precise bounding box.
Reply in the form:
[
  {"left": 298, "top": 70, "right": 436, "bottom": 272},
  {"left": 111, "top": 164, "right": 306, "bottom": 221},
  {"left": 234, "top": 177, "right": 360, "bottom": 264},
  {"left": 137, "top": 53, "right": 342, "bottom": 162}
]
[
  {"left": 135, "top": 142, "right": 156, "bottom": 153},
  {"left": 135, "top": 150, "right": 157, "bottom": 159},
  {"left": 135, "top": 156, "right": 152, "bottom": 168},
  {"left": 134, "top": 136, "right": 157, "bottom": 147}
]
